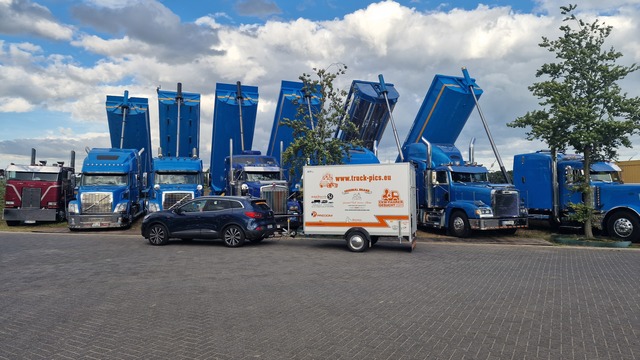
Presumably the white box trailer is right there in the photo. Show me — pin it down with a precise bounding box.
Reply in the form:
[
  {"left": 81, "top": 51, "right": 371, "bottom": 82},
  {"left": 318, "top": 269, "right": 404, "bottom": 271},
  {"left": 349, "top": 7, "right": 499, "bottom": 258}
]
[{"left": 303, "top": 163, "right": 417, "bottom": 252}]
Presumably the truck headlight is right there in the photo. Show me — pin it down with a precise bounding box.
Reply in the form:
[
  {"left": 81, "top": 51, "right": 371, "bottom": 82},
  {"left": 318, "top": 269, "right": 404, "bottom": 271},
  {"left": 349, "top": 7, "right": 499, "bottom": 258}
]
[
  {"left": 475, "top": 208, "right": 493, "bottom": 217},
  {"left": 147, "top": 202, "right": 160, "bottom": 213},
  {"left": 68, "top": 202, "right": 79, "bottom": 214},
  {"left": 5, "top": 201, "right": 14, "bottom": 206},
  {"left": 114, "top": 202, "right": 128, "bottom": 213}
]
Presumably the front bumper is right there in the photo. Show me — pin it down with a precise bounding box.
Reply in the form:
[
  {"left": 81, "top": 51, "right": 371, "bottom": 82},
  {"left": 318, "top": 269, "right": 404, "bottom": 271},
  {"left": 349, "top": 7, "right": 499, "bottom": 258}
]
[
  {"left": 469, "top": 217, "right": 528, "bottom": 230},
  {"left": 4, "top": 208, "right": 60, "bottom": 222},
  {"left": 68, "top": 213, "right": 131, "bottom": 229}
]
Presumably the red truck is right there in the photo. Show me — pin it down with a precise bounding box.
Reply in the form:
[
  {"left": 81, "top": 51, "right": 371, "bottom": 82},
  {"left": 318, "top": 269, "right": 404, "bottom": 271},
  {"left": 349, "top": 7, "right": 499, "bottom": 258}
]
[{"left": 3, "top": 149, "right": 75, "bottom": 226}]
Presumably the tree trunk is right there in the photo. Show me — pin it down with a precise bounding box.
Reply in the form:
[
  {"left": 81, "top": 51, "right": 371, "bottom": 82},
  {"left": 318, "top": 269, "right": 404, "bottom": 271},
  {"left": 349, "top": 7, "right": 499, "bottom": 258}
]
[{"left": 583, "top": 148, "right": 594, "bottom": 239}]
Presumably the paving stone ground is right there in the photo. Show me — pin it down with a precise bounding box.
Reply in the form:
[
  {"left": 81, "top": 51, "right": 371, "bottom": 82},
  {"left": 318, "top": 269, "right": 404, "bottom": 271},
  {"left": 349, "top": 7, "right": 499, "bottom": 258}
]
[{"left": 0, "top": 231, "right": 638, "bottom": 359}]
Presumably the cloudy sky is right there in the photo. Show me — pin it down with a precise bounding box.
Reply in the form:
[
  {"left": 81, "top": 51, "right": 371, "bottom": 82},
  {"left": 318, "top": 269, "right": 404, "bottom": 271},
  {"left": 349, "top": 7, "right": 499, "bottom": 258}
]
[{"left": 1, "top": 0, "right": 639, "bottom": 172}]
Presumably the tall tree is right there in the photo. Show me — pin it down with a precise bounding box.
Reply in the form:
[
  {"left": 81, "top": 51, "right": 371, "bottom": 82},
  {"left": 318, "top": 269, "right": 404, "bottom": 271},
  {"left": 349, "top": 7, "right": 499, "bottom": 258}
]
[
  {"left": 282, "top": 64, "right": 362, "bottom": 178},
  {"left": 509, "top": 4, "right": 640, "bottom": 238}
]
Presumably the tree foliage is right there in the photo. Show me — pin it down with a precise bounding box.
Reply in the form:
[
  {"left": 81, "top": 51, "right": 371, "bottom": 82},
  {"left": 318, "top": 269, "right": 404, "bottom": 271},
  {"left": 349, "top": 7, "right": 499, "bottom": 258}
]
[
  {"left": 508, "top": 4, "right": 640, "bottom": 237},
  {"left": 281, "top": 64, "right": 362, "bottom": 177}
]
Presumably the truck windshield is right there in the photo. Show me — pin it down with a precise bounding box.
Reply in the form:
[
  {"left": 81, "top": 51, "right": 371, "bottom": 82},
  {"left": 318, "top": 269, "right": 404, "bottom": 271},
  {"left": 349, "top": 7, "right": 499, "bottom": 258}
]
[
  {"left": 451, "top": 171, "right": 488, "bottom": 183},
  {"left": 590, "top": 171, "right": 621, "bottom": 183},
  {"left": 82, "top": 174, "right": 128, "bottom": 186},
  {"left": 246, "top": 172, "right": 281, "bottom": 182},
  {"left": 155, "top": 173, "right": 199, "bottom": 185},
  {"left": 7, "top": 171, "right": 59, "bottom": 181}
]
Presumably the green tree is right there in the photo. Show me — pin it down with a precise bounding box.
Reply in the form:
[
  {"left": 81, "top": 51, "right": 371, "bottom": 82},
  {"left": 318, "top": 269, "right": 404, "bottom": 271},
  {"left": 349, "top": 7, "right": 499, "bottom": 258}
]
[
  {"left": 509, "top": 4, "right": 640, "bottom": 238},
  {"left": 282, "top": 64, "right": 362, "bottom": 178}
]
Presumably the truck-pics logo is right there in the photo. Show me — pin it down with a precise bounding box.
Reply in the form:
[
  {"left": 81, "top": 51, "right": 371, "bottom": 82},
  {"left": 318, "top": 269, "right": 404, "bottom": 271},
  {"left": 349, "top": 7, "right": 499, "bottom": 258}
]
[
  {"left": 319, "top": 173, "right": 338, "bottom": 188},
  {"left": 379, "top": 189, "right": 404, "bottom": 207}
]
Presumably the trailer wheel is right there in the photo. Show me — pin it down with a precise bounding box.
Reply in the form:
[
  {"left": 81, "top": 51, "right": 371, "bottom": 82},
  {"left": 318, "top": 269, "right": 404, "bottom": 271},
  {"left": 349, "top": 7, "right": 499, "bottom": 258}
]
[
  {"left": 223, "top": 225, "right": 246, "bottom": 247},
  {"left": 6, "top": 221, "right": 19, "bottom": 227},
  {"left": 449, "top": 211, "right": 471, "bottom": 238},
  {"left": 607, "top": 211, "right": 639, "bottom": 242},
  {"left": 147, "top": 224, "right": 169, "bottom": 246},
  {"left": 346, "top": 230, "right": 369, "bottom": 252}
]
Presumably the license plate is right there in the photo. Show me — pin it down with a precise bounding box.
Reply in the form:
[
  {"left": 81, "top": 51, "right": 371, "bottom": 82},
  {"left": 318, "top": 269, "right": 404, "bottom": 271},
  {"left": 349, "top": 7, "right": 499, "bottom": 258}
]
[
  {"left": 502, "top": 220, "right": 515, "bottom": 226},
  {"left": 267, "top": 224, "right": 274, "bottom": 229}
]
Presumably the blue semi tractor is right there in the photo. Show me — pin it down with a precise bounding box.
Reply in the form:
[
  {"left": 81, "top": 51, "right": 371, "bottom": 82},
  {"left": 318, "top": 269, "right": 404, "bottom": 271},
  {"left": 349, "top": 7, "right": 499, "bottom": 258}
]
[
  {"left": 68, "top": 91, "right": 152, "bottom": 229},
  {"left": 397, "top": 69, "right": 528, "bottom": 237},
  {"left": 146, "top": 84, "right": 204, "bottom": 212},
  {"left": 212, "top": 82, "right": 299, "bottom": 233},
  {"left": 513, "top": 151, "right": 640, "bottom": 242}
]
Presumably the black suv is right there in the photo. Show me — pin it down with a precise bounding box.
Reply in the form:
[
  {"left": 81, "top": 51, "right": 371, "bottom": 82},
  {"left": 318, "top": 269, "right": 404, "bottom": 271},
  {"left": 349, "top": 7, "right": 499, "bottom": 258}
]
[{"left": 141, "top": 196, "right": 276, "bottom": 247}]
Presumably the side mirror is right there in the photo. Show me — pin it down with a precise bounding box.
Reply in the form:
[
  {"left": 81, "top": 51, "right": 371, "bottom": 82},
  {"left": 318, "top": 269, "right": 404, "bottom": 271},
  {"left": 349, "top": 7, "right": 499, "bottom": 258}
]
[{"left": 565, "top": 166, "right": 573, "bottom": 184}]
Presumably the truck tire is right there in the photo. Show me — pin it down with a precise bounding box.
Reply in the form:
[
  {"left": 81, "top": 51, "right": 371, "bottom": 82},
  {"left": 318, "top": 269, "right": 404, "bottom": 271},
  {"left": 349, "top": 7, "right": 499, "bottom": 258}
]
[
  {"left": 607, "top": 211, "right": 640, "bottom": 242},
  {"left": 346, "top": 230, "right": 369, "bottom": 252},
  {"left": 147, "top": 224, "right": 169, "bottom": 246},
  {"left": 449, "top": 211, "right": 471, "bottom": 238},
  {"left": 223, "top": 225, "right": 246, "bottom": 247}
]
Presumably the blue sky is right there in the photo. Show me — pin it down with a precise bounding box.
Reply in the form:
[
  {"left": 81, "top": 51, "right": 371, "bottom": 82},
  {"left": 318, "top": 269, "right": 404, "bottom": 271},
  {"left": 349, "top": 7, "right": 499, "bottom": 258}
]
[{"left": 1, "top": 0, "right": 639, "bottom": 169}]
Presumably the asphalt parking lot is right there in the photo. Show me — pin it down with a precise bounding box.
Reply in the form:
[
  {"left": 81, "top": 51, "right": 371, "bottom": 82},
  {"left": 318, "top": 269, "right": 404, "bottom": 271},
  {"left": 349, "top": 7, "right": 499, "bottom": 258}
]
[{"left": 1, "top": 231, "right": 638, "bottom": 359}]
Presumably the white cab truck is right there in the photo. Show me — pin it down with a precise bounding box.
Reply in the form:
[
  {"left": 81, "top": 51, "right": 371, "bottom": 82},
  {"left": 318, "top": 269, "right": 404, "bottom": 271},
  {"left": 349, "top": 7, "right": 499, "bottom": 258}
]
[{"left": 303, "top": 163, "right": 417, "bottom": 252}]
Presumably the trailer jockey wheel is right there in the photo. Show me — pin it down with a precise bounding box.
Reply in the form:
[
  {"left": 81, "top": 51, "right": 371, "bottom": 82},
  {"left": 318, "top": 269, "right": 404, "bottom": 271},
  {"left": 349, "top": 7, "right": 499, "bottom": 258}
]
[{"left": 346, "top": 230, "right": 369, "bottom": 252}]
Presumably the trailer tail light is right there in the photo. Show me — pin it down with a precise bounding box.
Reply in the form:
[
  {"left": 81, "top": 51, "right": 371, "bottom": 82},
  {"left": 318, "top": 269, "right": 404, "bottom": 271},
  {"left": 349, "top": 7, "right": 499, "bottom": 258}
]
[{"left": 244, "top": 211, "right": 264, "bottom": 219}]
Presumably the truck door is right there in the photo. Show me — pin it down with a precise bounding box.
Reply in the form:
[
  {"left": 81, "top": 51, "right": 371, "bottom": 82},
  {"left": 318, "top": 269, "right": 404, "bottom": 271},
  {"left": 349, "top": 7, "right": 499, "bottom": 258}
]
[
  {"left": 561, "top": 166, "right": 584, "bottom": 208},
  {"left": 433, "top": 170, "right": 450, "bottom": 208}
]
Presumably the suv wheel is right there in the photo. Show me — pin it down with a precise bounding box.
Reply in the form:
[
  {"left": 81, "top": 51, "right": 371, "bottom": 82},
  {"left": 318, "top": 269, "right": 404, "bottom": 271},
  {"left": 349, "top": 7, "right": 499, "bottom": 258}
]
[{"left": 223, "top": 225, "right": 246, "bottom": 247}]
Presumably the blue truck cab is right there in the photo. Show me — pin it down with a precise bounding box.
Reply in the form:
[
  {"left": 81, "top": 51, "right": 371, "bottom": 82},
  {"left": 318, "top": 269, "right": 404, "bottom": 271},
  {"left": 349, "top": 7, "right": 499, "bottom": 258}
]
[
  {"left": 147, "top": 85, "right": 204, "bottom": 212},
  {"left": 68, "top": 148, "right": 145, "bottom": 229},
  {"left": 68, "top": 91, "right": 152, "bottom": 229},
  {"left": 399, "top": 70, "right": 527, "bottom": 237},
  {"left": 225, "top": 150, "right": 299, "bottom": 233},
  {"left": 514, "top": 151, "right": 640, "bottom": 242},
  {"left": 147, "top": 155, "right": 204, "bottom": 212}
]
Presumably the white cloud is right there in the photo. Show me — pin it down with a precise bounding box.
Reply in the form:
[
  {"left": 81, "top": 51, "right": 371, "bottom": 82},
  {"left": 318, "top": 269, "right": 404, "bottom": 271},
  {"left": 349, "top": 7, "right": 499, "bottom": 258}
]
[
  {"left": 0, "top": 0, "right": 74, "bottom": 40},
  {"left": 0, "top": 97, "right": 34, "bottom": 112},
  {"left": 0, "top": 0, "right": 639, "bottom": 168}
]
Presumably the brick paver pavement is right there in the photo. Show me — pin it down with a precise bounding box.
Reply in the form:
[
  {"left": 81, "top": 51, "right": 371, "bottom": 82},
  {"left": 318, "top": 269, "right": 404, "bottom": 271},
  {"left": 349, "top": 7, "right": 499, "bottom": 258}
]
[{"left": 0, "top": 232, "right": 638, "bottom": 359}]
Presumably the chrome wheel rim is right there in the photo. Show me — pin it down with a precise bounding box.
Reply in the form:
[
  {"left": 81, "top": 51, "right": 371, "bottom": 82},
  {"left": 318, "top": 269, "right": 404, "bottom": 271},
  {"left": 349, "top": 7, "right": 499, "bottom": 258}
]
[{"left": 613, "top": 218, "right": 633, "bottom": 238}]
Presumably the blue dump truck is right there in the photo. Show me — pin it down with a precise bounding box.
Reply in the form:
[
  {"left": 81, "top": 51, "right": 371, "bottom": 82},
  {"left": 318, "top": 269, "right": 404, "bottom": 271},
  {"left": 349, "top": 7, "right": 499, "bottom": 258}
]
[
  {"left": 513, "top": 151, "right": 640, "bottom": 242},
  {"left": 212, "top": 82, "right": 298, "bottom": 234},
  {"left": 397, "top": 69, "right": 528, "bottom": 237},
  {"left": 68, "top": 91, "right": 152, "bottom": 229},
  {"left": 267, "top": 80, "right": 321, "bottom": 191},
  {"left": 146, "top": 84, "right": 204, "bottom": 212}
]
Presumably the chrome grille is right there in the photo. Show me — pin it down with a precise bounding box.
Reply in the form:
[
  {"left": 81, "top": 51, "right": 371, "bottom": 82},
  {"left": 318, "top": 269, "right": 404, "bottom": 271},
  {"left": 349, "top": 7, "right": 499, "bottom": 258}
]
[
  {"left": 493, "top": 190, "right": 519, "bottom": 217},
  {"left": 260, "top": 185, "right": 288, "bottom": 214},
  {"left": 163, "top": 192, "right": 193, "bottom": 210},
  {"left": 81, "top": 192, "right": 113, "bottom": 213}
]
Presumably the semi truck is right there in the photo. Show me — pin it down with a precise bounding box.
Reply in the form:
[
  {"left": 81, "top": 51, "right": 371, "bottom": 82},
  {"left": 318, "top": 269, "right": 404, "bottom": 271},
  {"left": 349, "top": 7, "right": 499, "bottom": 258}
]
[
  {"left": 3, "top": 148, "right": 75, "bottom": 226},
  {"left": 67, "top": 91, "right": 152, "bottom": 229},
  {"left": 212, "top": 82, "right": 299, "bottom": 233},
  {"left": 513, "top": 151, "right": 640, "bottom": 242},
  {"left": 398, "top": 69, "right": 528, "bottom": 237},
  {"left": 147, "top": 84, "right": 204, "bottom": 212},
  {"left": 303, "top": 162, "right": 417, "bottom": 252}
]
